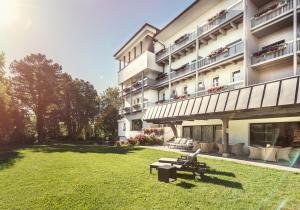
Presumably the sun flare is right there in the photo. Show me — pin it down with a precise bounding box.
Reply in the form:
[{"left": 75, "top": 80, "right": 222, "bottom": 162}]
[{"left": 0, "top": 0, "right": 18, "bottom": 27}]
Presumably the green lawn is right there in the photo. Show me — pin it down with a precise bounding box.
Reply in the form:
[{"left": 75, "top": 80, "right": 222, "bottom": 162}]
[{"left": 0, "top": 143, "right": 299, "bottom": 210}]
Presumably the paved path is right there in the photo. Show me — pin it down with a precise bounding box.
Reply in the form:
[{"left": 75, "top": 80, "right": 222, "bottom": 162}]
[{"left": 141, "top": 145, "right": 300, "bottom": 174}]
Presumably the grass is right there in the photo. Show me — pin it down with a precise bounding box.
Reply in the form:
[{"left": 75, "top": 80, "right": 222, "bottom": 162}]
[{"left": 0, "top": 143, "right": 300, "bottom": 210}]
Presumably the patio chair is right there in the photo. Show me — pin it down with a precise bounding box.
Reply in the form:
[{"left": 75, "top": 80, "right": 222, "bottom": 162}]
[
  {"left": 262, "top": 147, "right": 277, "bottom": 162},
  {"left": 159, "top": 148, "right": 201, "bottom": 164},
  {"left": 181, "top": 139, "right": 193, "bottom": 150},
  {"left": 167, "top": 138, "right": 181, "bottom": 148},
  {"left": 199, "top": 142, "right": 214, "bottom": 153},
  {"left": 151, "top": 149, "right": 208, "bottom": 179},
  {"left": 248, "top": 146, "right": 262, "bottom": 160},
  {"left": 177, "top": 138, "right": 188, "bottom": 149},
  {"left": 231, "top": 143, "right": 244, "bottom": 156},
  {"left": 276, "top": 147, "right": 292, "bottom": 163}
]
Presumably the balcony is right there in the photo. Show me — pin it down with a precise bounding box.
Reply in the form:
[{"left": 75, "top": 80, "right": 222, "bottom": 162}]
[
  {"left": 197, "top": 2, "right": 243, "bottom": 39},
  {"left": 118, "top": 51, "right": 163, "bottom": 84},
  {"left": 120, "top": 101, "right": 155, "bottom": 115},
  {"left": 122, "top": 78, "right": 156, "bottom": 96},
  {"left": 251, "top": 41, "right": 293, "bottom": 68},
  {"left": 251, "top": 0, "right": 294, "bottom": 37},
  {"left": 156, "top": 80, "right": 245, "bottom": 105},
  {"left": 155, "top": 1, "right": 243, "bottom": 63},
  {"left": 297, "top": 38, "right": 300, "bottom": 52}
]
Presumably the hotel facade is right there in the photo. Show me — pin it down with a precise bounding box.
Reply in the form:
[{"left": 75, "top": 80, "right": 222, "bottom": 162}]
[{"left": 115, "top": 0, "right": 300, "bottom": 155}]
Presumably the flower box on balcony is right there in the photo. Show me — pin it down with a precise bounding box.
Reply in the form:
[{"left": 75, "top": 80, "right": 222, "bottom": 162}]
[
  {"left": 254, "top": 1, "right": 288, "bottom": 20},
  {"left": 124, "top": 107, "right": 131, "bottom": 112},
  {"left": 123, "top": 87, "right": 131, "bottom": 92},
  {"left": 207, "top": 86, "right": 224, "bottom": 94},
  {"left": 156, "top": 48, "right": 166, "bottom": 56},
  {"left": 208, "top": 47, "right": 229, "bottom": 58},
  {"left": 174, "top": 34, "right": 189, "bottom": 45},
  {"left": 133, "top": 104, "right": 141, "bottom": 109},
  {"left": 132, "top": 81, "right": 141, "bottom": 88},
  {"left": 156, "top": 100, "right": 166, "bottom": 104},
  {"left": 253, "top": 41, "right": 287, "bottom": 57},
  {"left": 156, "top": 73, "right": 168, "bottom": 81},
  {"left": 208, "top": 9, "right": 227, "bottom": 23},
  {"left": 171, "top": 63, "right": 189, "bottom": 73}
]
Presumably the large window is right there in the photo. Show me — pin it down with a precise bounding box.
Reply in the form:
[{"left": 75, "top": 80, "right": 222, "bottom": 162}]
[
  {"left": 250, "top": 122, "right": 300, "bottom": 147},
  {"left": 183, "top": 125, "right": 222, "bottom": 143},
  {"left": 132, "top": 119, "right": 142, "bottom": 131}
]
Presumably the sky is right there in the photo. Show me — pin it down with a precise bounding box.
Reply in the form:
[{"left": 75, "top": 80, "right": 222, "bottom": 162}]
[{"left": 0, "top": 0, "right": 194, "bottom": 93}]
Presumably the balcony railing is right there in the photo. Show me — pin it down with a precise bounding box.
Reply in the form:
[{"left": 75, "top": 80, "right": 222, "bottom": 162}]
[
  {"left": 251, "top": 0, "right": 293, "bottom": 29},
  {"left": 156, "top": 80, "right": 244, "bottom": 105},
  {"left": 123, "top": 78, "right": 156, "bottom": 95},
  {"left": 155, "top": 1, "right": 243, "bottom": 62},
  {"left": 251, "top": 41, "right": 293, "bottom": 65},
  {"left": 297, "top": 38, "right": 300, "bottom": 52},
  {"left": 198, "top": 1, "right": 243, "bottom": 36},
  {"left": 156, "top": 48, "right": 169, "bottom": 62},
  {"left": 156, "top": 41, "right": 244, "bottom": 85},
  {"left": 195, "top": 41, "right": 244, "bottom": 71},
  {"left": 170, "top": 31, "right": 197, "bottom": 54}
]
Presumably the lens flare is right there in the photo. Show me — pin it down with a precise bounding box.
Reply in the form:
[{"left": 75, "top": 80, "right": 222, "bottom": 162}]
[{"left": 0, "top": 0, "right": 18, "bottom": 27}]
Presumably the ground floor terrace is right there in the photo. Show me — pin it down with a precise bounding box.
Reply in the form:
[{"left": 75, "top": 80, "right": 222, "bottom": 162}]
[
  {"left": 1, "top": 142, "right": 300, "bottom": 209},
  {"left": 143, "top": 76, "right": 300, "bottom": 169}
]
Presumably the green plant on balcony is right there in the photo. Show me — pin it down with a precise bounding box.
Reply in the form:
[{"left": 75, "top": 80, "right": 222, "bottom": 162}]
[
  {"left": 133, "top": 104, "right": 141, "bottom": 109},
  {"left": 174, "top": 34, "right": 189, "bottom": 45},
  {"left": 208, "top": 47, "right": 229, "bottom": 58},
  {"left": 207, "top": 86, "right": 224, "bottom": 94},
  {"left": 208, "top": 9, "right": 227, "bottom": 23}
]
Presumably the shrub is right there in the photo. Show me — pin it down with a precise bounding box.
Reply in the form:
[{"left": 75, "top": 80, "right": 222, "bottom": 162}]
[{"left": 128, "top": 137, "right": 139, "bottom": 146}]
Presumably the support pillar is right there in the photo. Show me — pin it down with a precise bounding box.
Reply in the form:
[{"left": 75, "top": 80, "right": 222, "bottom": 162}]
[
  {"left": 170, "top": 123, "right": 178, "bottom": 138},
  {"left": 222, "top": 119, "right": 230, "bottom": 157},
  {"left": 141, "top": 71, "right": 144, "bottom": 109},
  {"left": 293, "top": 0, "right": 298, "bottom": 75},
  {"left": 168, "top": 44, "right": 172, "bottom": 101}
]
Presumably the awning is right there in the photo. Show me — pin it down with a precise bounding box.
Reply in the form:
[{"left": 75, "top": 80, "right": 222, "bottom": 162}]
[{"left": 144, "top": 76, "right": 300, "bottom": 123}]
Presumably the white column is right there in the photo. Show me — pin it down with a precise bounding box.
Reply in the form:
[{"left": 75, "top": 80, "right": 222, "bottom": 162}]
[
  {"left": 168, "top": 45, "right": 172, "bottom": 101},
  {"left": 195, "top": 30, "right": 199, "bottom": 96},
  {"left": 293, "top": 0, "right": 298, "bottom": 75},
  {"left": 141, "top": 71, "right": 144, "bottom": 109},
  {"left": 130, "top": 80, "right": 132, "bottom": 113}
]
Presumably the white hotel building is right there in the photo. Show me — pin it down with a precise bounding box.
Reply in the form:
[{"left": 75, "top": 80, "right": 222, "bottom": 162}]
[{"left": 115, "top": 0, "right": 300, "bottom": 156}]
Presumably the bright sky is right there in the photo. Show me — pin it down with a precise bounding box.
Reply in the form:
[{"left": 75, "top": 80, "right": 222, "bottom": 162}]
[{"left": 0, "top": 0, "right": 194, "bottom": 92}]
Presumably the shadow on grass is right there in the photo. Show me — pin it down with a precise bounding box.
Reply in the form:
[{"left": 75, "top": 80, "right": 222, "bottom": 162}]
[
  {"left": 176, "top": 172, "right": 242, "bottom": 189},
  {"left": 30, "top": 143, "right": 145, "bottom": 155},
  {"left": 176, "top": 181, "right": 196, "bottom": 189},
  {"left": 206, "top": 169, "right": 236, "bottom": 177},
  {"left": 0, "top": 151, "right": 23, "bottom": 171},
  {"left": 201, "top": 175, "right": 243, "bottom": 189}
]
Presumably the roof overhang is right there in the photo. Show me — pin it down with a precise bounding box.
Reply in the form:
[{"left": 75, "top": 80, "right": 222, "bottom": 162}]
[
  {"left": 114, "top": 23, "right": 160, "bottom": 59},
  {"left": 144, "top": 76, "right": 300, "bottom": 123},
  {"left": 155, "top": 0, "right": 221, "bottom": 42}
]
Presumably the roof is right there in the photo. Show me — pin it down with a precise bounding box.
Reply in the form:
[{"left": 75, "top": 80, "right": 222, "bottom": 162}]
[
  {"left": 154, "top": 0, "right": 200, "bottom": 39},
  {"left": 144, "top": 76, "right": 300, "bottom": 123},
  {"left": 114, "top": 23, "right": 160, "bottom": 58}
]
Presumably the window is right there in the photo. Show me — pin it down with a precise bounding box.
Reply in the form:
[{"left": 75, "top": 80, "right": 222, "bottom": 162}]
[
  {"left": 128, "top": 52, "right": 131, "bottom": 62},
  {"left": 171, "top": 89, "right": 177, "bottom": 98},
  {"left": 136, "top": 98, "right": 140, "bottom": 104},
  {"left": 183, "top": 125, "right": 222, "bottom": 143},
  {"left": 134, "top": 47, "right": 136, "bottom": 58},
  {"left": 250, "top": 123, "right": 300, "bottom": 147},
  {"left": 132, "top": 119, "right": 143, "bottom": 131},
  {"left": 140, "top": 41, "right": 143, "bottom": 54},
  {"left": 213, "top": 77, "right": 219, "bottom": 87},
  {"left": 198, "top": 81, "right": 205, "bottom": 91},
  {"left": 183, "top": 86, "right": 188, "bottom": 95},
  {"left": 123, "top": 123, "right": 126, "bottom": 131},
  {"left": 183, "top": 127, "right": 193, "bottom": 139},
  {"left": 232, "top": 70, "right": 241, "bottom": 82},
  {"left": 162, "top": 92, "right": 165, "bottom": 101}
]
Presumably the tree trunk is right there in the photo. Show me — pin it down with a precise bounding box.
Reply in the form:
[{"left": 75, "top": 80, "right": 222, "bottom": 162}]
[{"left": 36, "top": 111, "right": 45, "bottom": 142}]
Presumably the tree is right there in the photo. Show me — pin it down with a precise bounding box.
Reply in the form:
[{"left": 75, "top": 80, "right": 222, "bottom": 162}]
[
  {"left": 10, "top": 53, "right": 62, "bottom": 142},
  {"left": 95, "top": 87, "right": 122, "bottom": 141}
]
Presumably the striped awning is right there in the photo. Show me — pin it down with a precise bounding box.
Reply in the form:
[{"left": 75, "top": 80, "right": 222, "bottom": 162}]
[{"left": 144, "top": 76, "right": 300, "bottom": 123}]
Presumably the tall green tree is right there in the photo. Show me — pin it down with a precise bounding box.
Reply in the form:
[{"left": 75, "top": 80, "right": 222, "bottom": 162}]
[
  {"left": 10, "top": 53, "right": 62, "bottom": 142},
  {"left": 95, "top": 87, "right": 122, "bottom": 141}
]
